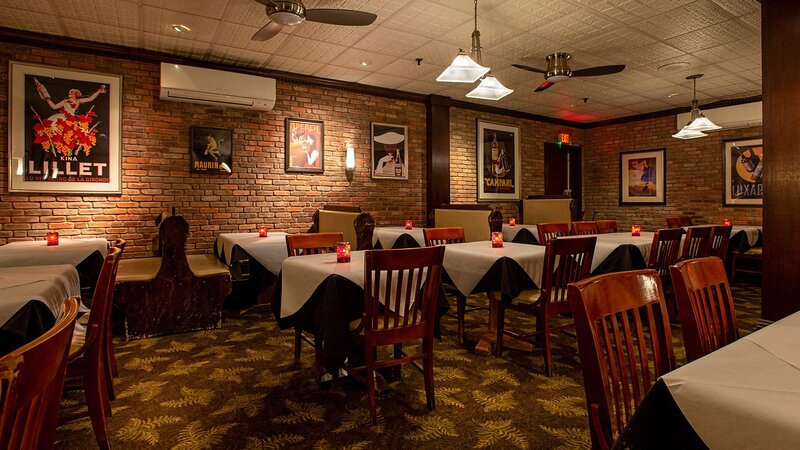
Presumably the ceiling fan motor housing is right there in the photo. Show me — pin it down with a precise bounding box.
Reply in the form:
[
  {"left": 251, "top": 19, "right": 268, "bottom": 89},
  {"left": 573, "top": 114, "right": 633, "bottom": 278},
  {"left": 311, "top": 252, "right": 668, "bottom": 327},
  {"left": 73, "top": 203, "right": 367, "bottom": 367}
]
[
  {"left": 268, "top": 1, "right": 305, "bottom": 26},
  {"left": 546, "top": 52, "right": 572, "bottom": 82}
]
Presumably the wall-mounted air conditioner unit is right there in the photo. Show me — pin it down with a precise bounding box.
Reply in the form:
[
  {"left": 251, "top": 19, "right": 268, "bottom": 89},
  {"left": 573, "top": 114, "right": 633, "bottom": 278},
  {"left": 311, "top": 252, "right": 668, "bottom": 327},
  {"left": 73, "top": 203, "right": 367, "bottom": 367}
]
[
  {"left": 676, "top": 101, "right": 762, "bottom": 131},
  {"left": 160, "top": 63, "right": 276, "bottom": 111}
]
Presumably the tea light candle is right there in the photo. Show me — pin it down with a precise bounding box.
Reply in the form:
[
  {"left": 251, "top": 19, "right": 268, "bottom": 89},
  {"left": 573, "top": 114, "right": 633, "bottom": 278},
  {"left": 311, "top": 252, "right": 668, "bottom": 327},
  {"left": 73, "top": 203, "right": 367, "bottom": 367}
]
[
  {"left": 631, "top": 225, "right": 641, "bottom": 236},
  {"left": 491, "top": 231, "right": 504, "bottom": 248},
  {"left": 336, "top": 242, "right": 351, "bottom": 263},
  {"left": 723, "top": 218, "right": 731, "bottom": 226},
  {"left": 405, "top": 220, "right": 413, "bottom": 230},
  {"left": 46, "top": 231, "right": 59, "bottom": 246},
  {"left": 258, "top": 226, "right": 268, "bottom": 237},
  {"left": 509, "top": 218, "right": 516, "bottom": 226}
]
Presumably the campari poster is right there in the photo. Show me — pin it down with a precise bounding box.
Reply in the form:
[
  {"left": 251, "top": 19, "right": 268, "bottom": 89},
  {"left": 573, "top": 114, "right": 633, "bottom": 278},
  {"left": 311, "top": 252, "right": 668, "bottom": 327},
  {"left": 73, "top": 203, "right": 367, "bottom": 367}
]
[{"left": 9, "top": 62, "right": 121, "bottom": 193}]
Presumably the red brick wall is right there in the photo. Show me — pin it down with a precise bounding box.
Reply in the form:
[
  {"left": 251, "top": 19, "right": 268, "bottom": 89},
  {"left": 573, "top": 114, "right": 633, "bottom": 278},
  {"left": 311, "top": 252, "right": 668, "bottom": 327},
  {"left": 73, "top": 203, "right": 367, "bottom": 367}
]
[
  {"left": 0, "top": 44, "right": 427, "bottom": 257},
  {"left": 449, "top": 107, "right": 584, "bottom": 218},
  {"left": 583, "top": 115, "right": 763, "bottom": 231}
]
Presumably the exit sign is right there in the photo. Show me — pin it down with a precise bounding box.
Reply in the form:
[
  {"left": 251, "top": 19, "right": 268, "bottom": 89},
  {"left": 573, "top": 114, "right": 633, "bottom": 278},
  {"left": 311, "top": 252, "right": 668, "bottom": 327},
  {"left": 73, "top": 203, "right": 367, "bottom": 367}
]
[{"left": 558, "top": 133, "right": 571, "bottom": 144}]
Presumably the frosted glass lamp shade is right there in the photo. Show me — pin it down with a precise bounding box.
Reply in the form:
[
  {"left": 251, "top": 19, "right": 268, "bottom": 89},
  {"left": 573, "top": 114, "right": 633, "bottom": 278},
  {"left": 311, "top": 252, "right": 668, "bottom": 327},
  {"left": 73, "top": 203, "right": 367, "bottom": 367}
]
[
  {"left": 436, "top": 52, "right": 490, "bottom": 83},
  {"left": 466, "top": 75, "right": 514, "bottom": 101}
]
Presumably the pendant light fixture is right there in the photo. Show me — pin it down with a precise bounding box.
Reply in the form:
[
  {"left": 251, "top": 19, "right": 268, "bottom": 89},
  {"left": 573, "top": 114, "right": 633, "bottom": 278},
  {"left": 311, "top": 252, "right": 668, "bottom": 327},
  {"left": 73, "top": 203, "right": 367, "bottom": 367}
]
[
  {"left": 436, "top": 0, "right": 513, "bottom": 101},
  {"left": 672, "top": 73, "right": 721, "bottom": 139}
]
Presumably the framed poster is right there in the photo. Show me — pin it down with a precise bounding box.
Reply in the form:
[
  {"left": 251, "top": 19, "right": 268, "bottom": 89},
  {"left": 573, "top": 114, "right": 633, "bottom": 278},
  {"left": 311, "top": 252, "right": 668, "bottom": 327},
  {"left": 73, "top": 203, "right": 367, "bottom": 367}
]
[
  {"left": 285, "top": 118, "right": 324, "bottom": 173},
  {"left": 723, "top": 138, "right": 763, "bottom": 206},
  {"left": 477, "top": 120, "right": 520, "bottom": 201},
  {"left": 371, "top": 122, "right": 408, "bottom": 180},
  {"left": 190, "top": 126, "right": 232, "bottom": 173},
  {"left": 619, "top": 148, "right": 666, "bottom": 205},
  {"left": 8, "top": 61, "right": 122, "bottom": 193}
]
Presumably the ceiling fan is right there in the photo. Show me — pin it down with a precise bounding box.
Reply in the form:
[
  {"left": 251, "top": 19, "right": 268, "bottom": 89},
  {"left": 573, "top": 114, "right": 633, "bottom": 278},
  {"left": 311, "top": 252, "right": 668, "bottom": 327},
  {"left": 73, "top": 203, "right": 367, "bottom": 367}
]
[
  {"left": 251, "top": 0, "right": 377, "bottom": 41},
  {"left": 512, "top": 52, "right": 626, "bottom": 92}
]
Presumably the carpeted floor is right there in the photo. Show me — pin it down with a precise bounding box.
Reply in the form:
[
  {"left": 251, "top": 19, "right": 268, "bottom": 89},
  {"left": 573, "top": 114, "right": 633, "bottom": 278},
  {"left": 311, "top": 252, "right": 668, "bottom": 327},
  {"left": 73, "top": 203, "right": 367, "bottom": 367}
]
[{"left": 55, "top": 282, "right": 761, "bottom": 450}]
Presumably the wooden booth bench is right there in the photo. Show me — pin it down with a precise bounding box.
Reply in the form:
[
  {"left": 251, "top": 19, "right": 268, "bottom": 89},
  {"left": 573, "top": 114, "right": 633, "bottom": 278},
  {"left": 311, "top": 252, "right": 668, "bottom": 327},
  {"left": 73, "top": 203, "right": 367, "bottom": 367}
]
[
  {"left": 431, "top": 204, "right": 502, "bottom": 242},
  {"left": 309, "top": 205, "right": 376, "bottom": 251},
  {"left": 114, "top": 215, "right": 232, "bottom": 340},
  {"left": 518, "top": 195, "right": 575, "bottom": 225}
]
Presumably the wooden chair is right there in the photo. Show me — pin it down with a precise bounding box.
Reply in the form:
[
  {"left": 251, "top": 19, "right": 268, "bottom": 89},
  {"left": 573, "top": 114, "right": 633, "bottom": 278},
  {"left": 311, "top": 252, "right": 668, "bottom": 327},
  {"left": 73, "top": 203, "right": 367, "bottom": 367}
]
[
  {"left": 679, "top": 226, "right": 713, "bottom": 261},
  {"left": 666, "top": 215, "right": 693, "bottom": 228},
  {"left": 497, "top": 236, "right": 596, "bottom": 376},
  {"left": 0, "top": 298, "right": 79, "bottom": 450},
  {"left": 706, "top": 225, "right": 732, "bottom": 262},
  {"left": 568, "top": 270, "right": 675, "bottom": 450},
  {"left": 537, "top": 222, "right": 570, "bottom": 245},
  {"left": 285, "top": 232, "right": 344, "bottom": 378},
  {"left": 64, "top": 246, "right": 122, "bottom": 449},
  {"left": 348, "top": 246, "right": 445, "bottom": 424},
  {"left": 571, "top": 221, "right": 599, "bottom": 235},
  {"left": 354, "top": 212, "right": 376, "bottom": 251},
  {"left": 731, "top": 247, "right": 762, "bottom": 282},
  {"left": 648, "top": 228, "right": 684, "bottom": 320},
  {"left": 596, "top": 220, "right": 618, "bottom": 233},
  {"left": 671, "top": 257, "right": 739, "bottom": 363},
  {"left": 422, "top": 227, "right": 473, "bottom": 344},
  {"left": 488, "top": 209, "right": 503, "bottom": 233},
  {"left": 106, "top": 239, "right": 126, "bottom": 385}
]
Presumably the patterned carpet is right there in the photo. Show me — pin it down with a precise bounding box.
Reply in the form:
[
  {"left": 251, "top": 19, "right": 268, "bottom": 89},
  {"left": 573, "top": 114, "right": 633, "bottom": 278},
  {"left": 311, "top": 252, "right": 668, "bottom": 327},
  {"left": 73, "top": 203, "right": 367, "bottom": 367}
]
[{"left": 55, "top": 282, "right": 761, "bottom": 450}]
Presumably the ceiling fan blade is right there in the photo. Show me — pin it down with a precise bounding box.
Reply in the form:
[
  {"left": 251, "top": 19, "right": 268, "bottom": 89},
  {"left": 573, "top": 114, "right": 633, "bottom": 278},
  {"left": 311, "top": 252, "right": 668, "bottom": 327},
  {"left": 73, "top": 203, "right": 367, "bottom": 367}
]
[
  {"left": 305, "top": 9, "right": 377, "bottom": 26},
  {"left": 571, "top": 64, "right": 626, "bottom": 77},
  {"left": 534, "top": 80, "right": 555, "bottom": 92},
  {"left": 512, "top": 63, "right": 547, "bottom": 74},
  {"left": 254, "top": 0, "right": 275, "bottom": 5},
  {"left": 252, "top": 21, "right": 284, "bottom": 41}
]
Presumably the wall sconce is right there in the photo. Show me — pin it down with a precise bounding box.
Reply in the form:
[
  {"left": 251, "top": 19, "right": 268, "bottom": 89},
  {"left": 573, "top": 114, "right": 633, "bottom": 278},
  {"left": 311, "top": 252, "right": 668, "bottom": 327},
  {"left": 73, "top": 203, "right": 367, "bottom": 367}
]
[{"left": 345, "top": 147, "right": 355, "bottom": 171}]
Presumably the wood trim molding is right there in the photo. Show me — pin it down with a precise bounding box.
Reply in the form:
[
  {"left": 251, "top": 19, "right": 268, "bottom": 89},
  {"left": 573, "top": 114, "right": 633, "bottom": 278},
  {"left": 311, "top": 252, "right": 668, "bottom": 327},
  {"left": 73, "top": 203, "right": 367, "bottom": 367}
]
[{"left": 449, "top": 99, "right": 583, "bottom": 128}]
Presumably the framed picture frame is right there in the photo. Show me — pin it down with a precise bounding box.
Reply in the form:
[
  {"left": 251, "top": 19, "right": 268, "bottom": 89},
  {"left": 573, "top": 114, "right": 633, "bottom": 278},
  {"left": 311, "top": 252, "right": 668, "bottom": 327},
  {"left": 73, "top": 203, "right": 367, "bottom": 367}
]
[
  {"left": 285, "top": 118, "right": 324, "bottom": 173},
  {"left": 370, "top": 122, "right": 408, "bottom": 180},
  {"left": 477, "top": 119, "right": 520, "bottom": 201},
  {"left": 619, "top": 148, "right": 666, "bottom": 205},
  {"left": 8, "top": 61, "right": 122, "bottom": 194},
  {"left": 723, "top": 137, "right": 763, "bottom": 206},
  {"left": 190, "top": 126, "right": 233, "bottom": 174}
]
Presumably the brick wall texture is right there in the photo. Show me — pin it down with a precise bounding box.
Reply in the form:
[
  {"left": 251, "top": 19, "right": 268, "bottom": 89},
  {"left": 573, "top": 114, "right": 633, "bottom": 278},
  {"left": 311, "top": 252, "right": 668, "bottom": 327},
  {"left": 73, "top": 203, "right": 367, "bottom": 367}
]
[{"left": 0, "top": 42, "right": 762, "bottom": 256}]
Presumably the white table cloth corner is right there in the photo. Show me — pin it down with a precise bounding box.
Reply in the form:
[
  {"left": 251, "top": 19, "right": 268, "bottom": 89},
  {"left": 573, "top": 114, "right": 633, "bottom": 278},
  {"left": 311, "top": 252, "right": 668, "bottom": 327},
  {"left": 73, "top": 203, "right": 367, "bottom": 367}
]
[{"left": 502, "top": 223, "right": 539, "bottom": 242}]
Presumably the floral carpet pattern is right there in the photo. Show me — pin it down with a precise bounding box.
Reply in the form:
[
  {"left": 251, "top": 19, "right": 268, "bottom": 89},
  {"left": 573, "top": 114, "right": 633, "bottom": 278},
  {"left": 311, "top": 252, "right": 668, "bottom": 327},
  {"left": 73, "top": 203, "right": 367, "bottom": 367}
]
[{"left": 56, "top": 283, "right": 761, "bottom": 450}]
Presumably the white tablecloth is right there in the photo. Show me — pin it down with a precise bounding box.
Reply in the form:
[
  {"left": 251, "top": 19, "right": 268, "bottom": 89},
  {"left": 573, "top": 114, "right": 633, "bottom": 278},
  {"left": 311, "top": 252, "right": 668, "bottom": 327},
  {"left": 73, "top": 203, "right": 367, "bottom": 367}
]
[
  {"left": 0, "top": 264, "right": 81, "bottom": 326},
  {"left": 442, "top": 241, "right": 546, "bottom": 297},
  {"left": 502, "top": 224, "right": 538, "bottom": 242},
  {"left": 563, "top": 232, "right": 654, "bottom": 271},
  {"left": 215, "top": 232, "right": 288, "bottom": 275},
  {"left": 0, "top": 238, "right": 108, "bottom": 268},
  {"left": 371, "top": 227, "right": 425, "bottom": 249},
  {"left": 662, "top": 311, "right": 800, "bottom": 449},
  {"left": 280, "top": 251, "right": 365, "bottom": 318},
  {"left": 685, "top": 225, "right": 761, "bottom": 247}
]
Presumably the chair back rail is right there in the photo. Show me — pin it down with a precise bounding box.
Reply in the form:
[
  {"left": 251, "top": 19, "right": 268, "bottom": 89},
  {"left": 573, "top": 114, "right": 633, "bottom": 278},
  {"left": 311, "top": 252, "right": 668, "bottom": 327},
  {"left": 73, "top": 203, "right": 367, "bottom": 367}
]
[
  {"left": 666, "top": 215, "right": 693, "bottom": 228},
  {"left": 568, "top": 270, "right": 675, "bottom": 450},
  {"left": 423, "top": 227, "right": 465, "bottom": 247},
  {"left": 544, "top": 236, "right": 597, "bottom": 306},
  {"left": 537, "top": 222, "right": 570, "bottom": 245},
  {"left": 596, "top": 220, "right": 618, "bottom": 233},
  {"left": 0, "top": 298, "right": 79, "bottom": 450},
  {"left": 285, "top": 232, "right": 345, "bottom": 256},
  {"left": 680, "top": 226, "right": 713, "bottom": 260},
  {"left": 707, "top": 225, "right": 732, "bottom": 261},
  {"left": 571, "top": 221, "right": 599, "bottom": 235},
  {"left": 647, "top": 228, "right": 684, "bottom": 279},
  {"left": 670, "top": 257, "right": 739, "bottom": 362}
]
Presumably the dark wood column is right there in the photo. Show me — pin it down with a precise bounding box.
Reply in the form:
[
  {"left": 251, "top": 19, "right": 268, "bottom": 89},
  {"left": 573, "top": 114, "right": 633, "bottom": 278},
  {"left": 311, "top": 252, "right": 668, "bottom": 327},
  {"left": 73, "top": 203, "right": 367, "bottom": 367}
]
[
  {"left": 426, "top": 95, "right": 451, "bottom": 225},
  {"left": 762, "top": 0, "right": 800, "bottom": 321}
]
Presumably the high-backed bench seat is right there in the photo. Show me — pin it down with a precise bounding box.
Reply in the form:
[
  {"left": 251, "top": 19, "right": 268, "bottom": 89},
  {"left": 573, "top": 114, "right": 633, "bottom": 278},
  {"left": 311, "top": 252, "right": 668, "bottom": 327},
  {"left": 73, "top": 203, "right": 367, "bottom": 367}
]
[
  {"left": 432, "top": 205, "right": 502, "bottom": 242},
  {"left": 309, "top": 205, "right": 375, "bottom": 251},
  {"left": 114, "top": 216, "right": 231, "bottom": 340},
  {"left": 519, "top": 196, "right": 574, "bottom": 225}
]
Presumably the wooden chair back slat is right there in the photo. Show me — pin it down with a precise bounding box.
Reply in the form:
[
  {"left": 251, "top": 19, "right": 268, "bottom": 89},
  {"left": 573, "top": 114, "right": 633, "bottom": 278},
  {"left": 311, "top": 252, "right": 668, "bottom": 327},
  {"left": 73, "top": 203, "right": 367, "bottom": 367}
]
[
  {"left": 707, "top": 225, "right": 732, "bottom": 261},
  {"left": 596, "top": 220, "right": 618, "bottom": 233},
  {"left": 680, "top": 226, "right": 713, "bottom": 261},
  {"left": 666, "top": 216, "right": 693, "bottom": 228},
  {"left": 285, "top": 232, "right": 345, "bottom": 256},
  {"left": 647, "top": 228, "right": 683, "bottom": 279},
  {"left": 0, "top": 298, "right": 79, "bottom": 450},
  {"left": 423, "top": 227, "right": 465, "bottom": 247},
  {"left": 537, "top": 222, "right": 570, "bottom": 245},
  {"left": 568, "top": 270, "right": 675, "bottom": 449},
  {"left": 671, "top": 257, "right": 739, "bottom": 362},
  {"left": 543, "top": 237, "right": 596, "bottom": 306},
  {"left": 571, "top": 221, "right": 599, "bottom": 235}
]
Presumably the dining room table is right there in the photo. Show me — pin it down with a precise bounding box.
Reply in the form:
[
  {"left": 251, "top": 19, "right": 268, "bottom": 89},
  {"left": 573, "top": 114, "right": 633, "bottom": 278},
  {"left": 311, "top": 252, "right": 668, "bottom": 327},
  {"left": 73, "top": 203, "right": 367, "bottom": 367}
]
[
  {"left": 614, "top": 310, "right": 800, "bottom": 450},
  {"left": 213, "top": 231, "right": 289, "bottom": 304},
  {"left": 0, "top": 264, "right": 81, "bottom": 355},
  {"left": 501, "top": 223, "right": 539, "bottom": 244},
  {"left": 0, "top": 238, "right": 107, "bottom": 303},
  {"left": 370, "top": 226, "right": 425, "bottom": 249},
  {"left": 271, "top": 250, "right": 448, "bottom": 374}
]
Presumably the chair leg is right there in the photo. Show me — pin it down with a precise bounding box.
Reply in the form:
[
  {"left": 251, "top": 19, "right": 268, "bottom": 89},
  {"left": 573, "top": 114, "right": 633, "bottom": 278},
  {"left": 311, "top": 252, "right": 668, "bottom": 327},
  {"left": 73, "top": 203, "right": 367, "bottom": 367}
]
[
  {"left": 456, "top": 294, "right": 466, "bottom": 345},
  {"left": 293, "top": 327, "right": 302, "bottom": 365},
  {"left": 393, "top": 344, "right": 403, "bottom": 380},
  {"left": 365, "top": 352, "right": 377, "bottom": 425},
  {"left": 85, "top": 367, "right": 111, "bottom": 450},
  {"left": 423, "top": 338, "right": 435, "bottom": 411},
  {"left": 107, "top": 330, "right": 118, "bottom": 378},
  {"left": 540, "top": 311, "right": 553, "bottom": 377},
  {"left": 313, "top": 336, "right": 324, "bottom": 381},
  {"left": 495, "top": 300, "right": 505, "bottom": 357}
]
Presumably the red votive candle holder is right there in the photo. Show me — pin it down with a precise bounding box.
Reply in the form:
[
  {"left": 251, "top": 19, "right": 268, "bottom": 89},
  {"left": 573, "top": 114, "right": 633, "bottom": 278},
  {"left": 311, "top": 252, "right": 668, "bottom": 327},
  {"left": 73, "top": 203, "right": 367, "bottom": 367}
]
[
  {"left": 509, "top": 218, "right": 516, "bottom": 226},
  {"left": 405, "top": 220, "right": 413, "bottom": 230},
  {"left": 723, "top": 218, "right": 731, "bottom": 226},
  {"left": 258, "top": 226, "right": 268, "bottom": 237},
  {"left": 491, "top": 231, "right": 504, "bottom": 248},
  {"left": 46, "top": 231, "right": 59, "bottom": 246},
  {"left": 631, "top": 225, "right": 641, "bottom": 236},
  {"left": 336, "top": 242, "right": 351, "bottom": 263}
]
